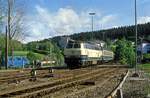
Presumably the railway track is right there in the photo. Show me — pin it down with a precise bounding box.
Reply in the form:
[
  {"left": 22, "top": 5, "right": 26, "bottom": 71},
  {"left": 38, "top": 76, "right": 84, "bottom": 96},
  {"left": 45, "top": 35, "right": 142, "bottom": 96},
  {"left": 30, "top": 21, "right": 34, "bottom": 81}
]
[
  {"left": 0, "top": 70, "right": 52, "bottom": 84},
  {"left": 59, "top": 68, "right": 127, "bottom": 98},
  {"left": 0, "top": 65, "right": 104, "bottom": 84},
  {"left": 0, "top": 69, "right": 31, "bottom": 77},
  {"left": 0, "top": 68, "right": 123, "bottom": 98},
  {"left": 0, "top": 65, "right": 128, "bottom": 84}
]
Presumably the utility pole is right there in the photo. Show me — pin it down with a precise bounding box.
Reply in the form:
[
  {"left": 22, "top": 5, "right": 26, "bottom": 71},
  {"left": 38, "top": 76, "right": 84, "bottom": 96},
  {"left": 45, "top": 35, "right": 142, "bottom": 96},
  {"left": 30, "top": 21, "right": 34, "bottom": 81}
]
[
  {"left": 89, "top": 12, "right": 96, "bottom": 41},
  {"left": 0, "top": 47, "right": 1, "bottom": 69},
  {"left": 5, "top": 26, "right": 8, "bottom": 69},
  {"left": 5, "top": 0, "right": 12, "bottom": 69},
  {"left": 135, "top": 0, "right": 138, "bottom": 73},
  {"left": 103, "top": 32, "right": 105, "bottom": 41},
  {"left": 49, "top": 39, "right": 51, "bottom": 60}
]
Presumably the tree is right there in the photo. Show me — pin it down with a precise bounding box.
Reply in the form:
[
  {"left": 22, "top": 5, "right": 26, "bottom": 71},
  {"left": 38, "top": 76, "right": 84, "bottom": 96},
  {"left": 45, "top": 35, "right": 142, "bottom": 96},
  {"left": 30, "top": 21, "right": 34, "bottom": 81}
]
[
  {"left": 26, "top": 40, "right": 64, "bottom": 66},
  {"left": 26, "top": 51, "right": 36, "bottom": 67},
  {"left": 6, "top": 0, "right": 26, "bottom": 52},
  {"left": 27, "top": 51, "right": 44, "bottom": 65},
  {"left": 52, "top": 43, "right": 64, "bottom": 66},
  {"left": 114, "top": 38, "right": 135, "bottom": 67},
  {"left": 63, "top": 22, "right": 150, "bottom": 43},
  {"left": 2, "top": 0, "right": 26, "bottom": 41},
  {"left": 0, "top": 0, "right": 26, "bottom": 69},
  {"left": 0, "top": 0, "right": 4, "bottom": 32}
]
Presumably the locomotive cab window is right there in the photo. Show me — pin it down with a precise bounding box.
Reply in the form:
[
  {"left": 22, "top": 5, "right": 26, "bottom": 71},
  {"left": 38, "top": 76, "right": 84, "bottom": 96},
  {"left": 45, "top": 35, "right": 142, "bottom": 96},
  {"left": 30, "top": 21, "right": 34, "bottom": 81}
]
[
  {"left": 66, "top": 43, "right": 73, "bottom": 48},
  {"left": 74, "top": 43, "right": 80, "bottom": 48},
  {"left": 66, "top": 42, "right": 80, "bottom": 48},
  {"left": 84, "top": 43, "right": 101, "bottom": 50}
]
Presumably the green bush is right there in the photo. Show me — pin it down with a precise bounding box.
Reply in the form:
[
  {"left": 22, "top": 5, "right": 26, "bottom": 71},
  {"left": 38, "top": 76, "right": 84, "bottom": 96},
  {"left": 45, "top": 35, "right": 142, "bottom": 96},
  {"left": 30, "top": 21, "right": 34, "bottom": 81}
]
[
  {"left": 33, "top": 49, "right": 49, "bottom": 55},
  {"left": 27, "top": 51, "right": 44, "bottom": 64},
  {"left": 13, "top": 51, "right": 28, "bottom": 56},
  {"left": 114, "top": 38, "right": 135, "bottom": 67},
  {"left": 143, "top": 54, "right": 150, "bottom": 63},
  {"left": 143, "top": 54, "right": 150, "bottom": 60},
  {"left": 119, "top": 58, "right": 127, "bottom": 65}
]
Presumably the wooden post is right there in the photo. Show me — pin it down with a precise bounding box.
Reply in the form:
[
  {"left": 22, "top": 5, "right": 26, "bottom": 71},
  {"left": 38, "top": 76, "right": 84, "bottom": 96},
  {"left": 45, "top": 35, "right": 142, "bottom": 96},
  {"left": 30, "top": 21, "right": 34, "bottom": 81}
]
[
  {"left": 117, "top": 89, "right": 123, "bottom": 98},
  {"left": 0, "top": 47, "right": 1, "bottom": 69},
  {"left": 5, "top": 26, "right": 8, "bottom": 69}
]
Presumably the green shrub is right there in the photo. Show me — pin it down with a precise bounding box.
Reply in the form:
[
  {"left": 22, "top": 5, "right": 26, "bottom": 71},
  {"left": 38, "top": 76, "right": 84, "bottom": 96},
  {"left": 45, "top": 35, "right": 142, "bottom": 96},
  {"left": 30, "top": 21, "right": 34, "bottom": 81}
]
[
  {"left": 33, "top": 49, "right": 49, "bottom": 55},
  {"left": 143, "top": 54, "right": 150, "bottom": 63},
  {"left": 143, "top": 53, "right": 150, "bottom": 60},
  {"left": 114, "top": 38, "right": 135, "bottom": 67},
  {"left": 119, "top": 58, "right": 127, "bottom": 65},
  {"left": 27, "top": 51, "right": 44, "bottom": 64},
  {"left": 13, "top": 51, "right": 28, "bottom": 56}
]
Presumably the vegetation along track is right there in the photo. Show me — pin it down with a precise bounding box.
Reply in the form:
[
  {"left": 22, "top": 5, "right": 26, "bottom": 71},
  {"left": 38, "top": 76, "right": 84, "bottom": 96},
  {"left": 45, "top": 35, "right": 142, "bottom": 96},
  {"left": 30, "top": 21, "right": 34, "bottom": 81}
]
[{"left": 0, "top": 67, "right": 125, "bottom": 98}]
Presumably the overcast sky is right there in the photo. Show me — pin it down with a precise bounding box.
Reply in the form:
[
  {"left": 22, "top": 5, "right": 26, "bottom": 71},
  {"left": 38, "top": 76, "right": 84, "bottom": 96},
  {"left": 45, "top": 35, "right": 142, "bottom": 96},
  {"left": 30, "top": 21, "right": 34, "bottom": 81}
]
[{"left": 22, "top": 0, "right": 150, "bottom": 43}]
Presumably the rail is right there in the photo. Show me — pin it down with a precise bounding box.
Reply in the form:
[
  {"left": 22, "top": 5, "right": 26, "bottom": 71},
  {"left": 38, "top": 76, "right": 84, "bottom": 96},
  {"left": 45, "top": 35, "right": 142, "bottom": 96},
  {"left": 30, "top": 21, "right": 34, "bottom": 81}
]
[
  {"left": 0, "top": 68, "right": 119, "bottom": 98},
  {"left": 106, "top": 70, "right": 129, "bottom": 98}
]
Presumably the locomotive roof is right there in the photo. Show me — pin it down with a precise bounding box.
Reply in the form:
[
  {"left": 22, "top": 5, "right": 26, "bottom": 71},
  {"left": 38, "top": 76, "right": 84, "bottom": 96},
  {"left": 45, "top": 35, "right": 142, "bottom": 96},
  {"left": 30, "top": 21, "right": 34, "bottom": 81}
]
[{"left": 68, "top": 40, "right": 104, "bottom": 44}]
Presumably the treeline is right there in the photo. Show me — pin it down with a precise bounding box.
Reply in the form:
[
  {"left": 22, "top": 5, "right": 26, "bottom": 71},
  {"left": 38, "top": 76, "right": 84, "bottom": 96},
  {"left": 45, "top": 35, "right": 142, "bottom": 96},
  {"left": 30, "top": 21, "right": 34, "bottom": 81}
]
[
  {"left": 71, "top": 22, "right": 150, "bottom": 41},
  {"left": 0, "top": 34, "right": 24, "bottom": 52},
  {"left": 52, "top": 22, "right": 150, "bottom": 44},
  {"left": 0, "top": 34, "right": 64, "bottom": 66}
]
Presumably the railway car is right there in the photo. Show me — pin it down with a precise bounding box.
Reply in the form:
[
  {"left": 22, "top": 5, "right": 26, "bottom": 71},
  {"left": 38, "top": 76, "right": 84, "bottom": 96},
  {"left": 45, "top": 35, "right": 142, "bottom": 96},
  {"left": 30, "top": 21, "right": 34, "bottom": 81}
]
[{"left": 64, "top": 41, "right": 114, "bottom": 68}]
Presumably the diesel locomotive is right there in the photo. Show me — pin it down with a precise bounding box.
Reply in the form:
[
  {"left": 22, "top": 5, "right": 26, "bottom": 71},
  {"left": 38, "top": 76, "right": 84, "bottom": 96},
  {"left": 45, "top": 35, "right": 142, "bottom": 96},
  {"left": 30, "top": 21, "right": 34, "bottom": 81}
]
[{"left": 64, "top": 40, "right": 114, "bottom": 68}]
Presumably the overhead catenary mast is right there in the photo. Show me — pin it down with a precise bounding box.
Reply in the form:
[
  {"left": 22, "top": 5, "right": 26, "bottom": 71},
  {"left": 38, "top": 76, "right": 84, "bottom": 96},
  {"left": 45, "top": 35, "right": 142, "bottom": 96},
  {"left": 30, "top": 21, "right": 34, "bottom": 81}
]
[
  {"left": 89, "top": 12, "right": 96, "bottom": 41},
  {"left": 134, "top": 0, "right": 138, "bottom": 74}
]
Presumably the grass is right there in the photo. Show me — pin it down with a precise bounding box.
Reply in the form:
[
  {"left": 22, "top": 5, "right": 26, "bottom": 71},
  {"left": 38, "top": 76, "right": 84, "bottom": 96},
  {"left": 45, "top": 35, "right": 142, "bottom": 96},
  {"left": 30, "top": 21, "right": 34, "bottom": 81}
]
[
  {"left": 33, "top": 52, "right": 45, "bottom": 59},
  {"left": 139, "top": 63, "right": 150, "bottom": 73},
  {"left": 139, "top": 63, "right": 150, "bottom": 94},
  {"left": 13, "top": 51, "right": 45, "bottom": 58},
  {"left": 142, "top": 63, "right": 150, "bottom": 67},
  {"left": 13, "top": 51, "right": 29, "bottom": 56}
]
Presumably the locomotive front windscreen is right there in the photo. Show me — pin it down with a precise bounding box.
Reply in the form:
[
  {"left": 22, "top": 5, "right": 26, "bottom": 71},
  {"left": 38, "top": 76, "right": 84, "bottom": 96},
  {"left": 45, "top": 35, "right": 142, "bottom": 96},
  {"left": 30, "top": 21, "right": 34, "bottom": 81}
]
[{"left": 66, "top": 42, "right": 80, "bottom": 48}]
